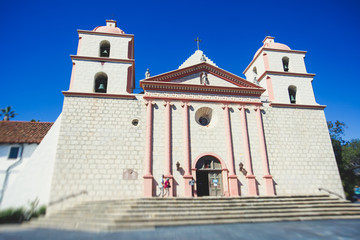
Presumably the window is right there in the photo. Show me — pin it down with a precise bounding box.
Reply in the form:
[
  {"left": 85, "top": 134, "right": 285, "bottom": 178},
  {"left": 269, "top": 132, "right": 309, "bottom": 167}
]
[
  {"left": 99, "top": 40, "right": 110, "bottom": 57},
  {"left": 8, "top": 146, "right": 20, "bottom": 159},
  {"left": 94, "top": 72, "right": 108, "bottom": 93},
  {"left": 288, "top": 85, "right": 297, "bottom": 104},
  {"left": 195, "top": 107, "right": 213, "bottom": 127}
]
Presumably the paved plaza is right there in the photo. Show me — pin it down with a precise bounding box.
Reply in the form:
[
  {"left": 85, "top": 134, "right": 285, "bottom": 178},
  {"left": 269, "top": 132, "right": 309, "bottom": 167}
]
[{"left": 0, "top": 219, "right": 359, "bottom": 240}]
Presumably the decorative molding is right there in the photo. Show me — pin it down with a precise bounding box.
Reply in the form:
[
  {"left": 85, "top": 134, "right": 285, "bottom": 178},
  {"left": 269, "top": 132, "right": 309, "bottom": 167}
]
[
  {"left": 270, "top": 103, "right": 326, "bottom": 109},
  {"left": 143, "top": 95, "right": 263, "bottom": 106},
  {"left": 77, "top": 29, "right": 134, "bottom": 38},
  {"left": 71, "top": 55, "right": 134, "bottom": 64},
  {"left": 63, "top": 91, "right": 137, "bottom": 99},
  {"left": 257, "top": 71, "right": 316, "bottom": 83},
  {"left": 141, "top": 62, "right": 261, "bottom": 89}
]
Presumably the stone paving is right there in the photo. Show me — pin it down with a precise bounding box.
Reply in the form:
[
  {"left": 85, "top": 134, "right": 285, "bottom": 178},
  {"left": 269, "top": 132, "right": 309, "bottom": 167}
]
[{"left": 0, "top": 219, "right": 360, "bottom": 240}]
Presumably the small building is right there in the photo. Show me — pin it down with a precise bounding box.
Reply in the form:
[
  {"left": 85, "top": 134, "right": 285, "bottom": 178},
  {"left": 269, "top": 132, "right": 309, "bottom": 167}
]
[{"left": 0, "top": 121, "right": 53, "bottom": 208}]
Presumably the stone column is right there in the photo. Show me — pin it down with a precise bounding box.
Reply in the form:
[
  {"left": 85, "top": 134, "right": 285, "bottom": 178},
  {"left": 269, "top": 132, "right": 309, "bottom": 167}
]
[
  {"left": 255, "top": 106, "right": 275, "bottom": 196},
  {"left": 143, "top": 101, "right": 154, "bottom": 197},
  {"left": 182, "top": 102, "right": 193, "bottom": 197},
  {"left": 222, "top": 104, "right": 239, "bottom": 196},
  {"left": 164, "top": 101, "right": 174, "bottom": 196},
  {"left": 239, "top": 105, "right": 258, "bottom": 196}
]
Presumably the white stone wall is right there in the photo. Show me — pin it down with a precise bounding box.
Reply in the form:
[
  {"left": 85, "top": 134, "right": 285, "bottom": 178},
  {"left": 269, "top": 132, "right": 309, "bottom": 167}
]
[
  {"left": 270, "top": 75, "right": 317, "bottom": 105},
  {"left": 0, "top": 143, "right": 37, "bottom": 208},
  {"left": 263, "top": 105, "right": 344, "bottom": 198},
  {"left": 244, "top": 54, "right": 265, "bottom": 82},
  {"left": 70, "top": 60, "right": 132, "bottom": 94},
  {"left": 266, "top": 50, "right": 307, "bottom": 73},
  {"left": 1, "top": 116, "right": 61, "bottom": 209},
  {"left": 49, "top": 96, "right": 145, "bottom": 214},
  {"left": 78, "top": 33, "right": 132, "bottom": 59}
]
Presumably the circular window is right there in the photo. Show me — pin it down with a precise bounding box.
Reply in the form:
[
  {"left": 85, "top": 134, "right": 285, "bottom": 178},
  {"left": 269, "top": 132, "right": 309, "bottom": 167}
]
[
  {"left": 132, "top": 119, "right": 139, "bottom": 126},
  {"left": 195, "top": 107, "right": 213, "bottom": 127}
]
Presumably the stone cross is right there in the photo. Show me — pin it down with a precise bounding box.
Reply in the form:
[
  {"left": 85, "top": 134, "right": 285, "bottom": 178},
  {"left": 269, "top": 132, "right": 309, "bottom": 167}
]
[{"left": 194, "top": 37, "right": 202, "bottom": 50}]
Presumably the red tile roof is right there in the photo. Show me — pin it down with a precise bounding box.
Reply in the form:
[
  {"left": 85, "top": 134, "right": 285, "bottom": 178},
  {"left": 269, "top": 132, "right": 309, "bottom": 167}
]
[{"left": 0, "top": 121, "right": 53, "bottom": 144}]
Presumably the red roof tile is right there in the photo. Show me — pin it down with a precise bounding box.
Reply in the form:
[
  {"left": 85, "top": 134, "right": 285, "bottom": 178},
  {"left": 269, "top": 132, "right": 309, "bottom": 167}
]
[{"left": 0, "top": 121, "right": 53, "bottom": 144}]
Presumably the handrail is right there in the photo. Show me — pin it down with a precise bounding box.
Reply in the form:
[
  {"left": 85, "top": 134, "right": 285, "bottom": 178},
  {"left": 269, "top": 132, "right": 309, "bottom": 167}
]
[
  {"left": 318, "top": 187, "right": 344, "bottom": 199},
  {"left": 48, "top": 190, "right": 88, "bottom": 206}
]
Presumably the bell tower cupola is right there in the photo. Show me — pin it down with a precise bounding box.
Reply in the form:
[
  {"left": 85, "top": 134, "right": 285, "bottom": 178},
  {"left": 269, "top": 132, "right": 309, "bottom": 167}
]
[
  {"left": 68, "top": 20, "right": 135, "bottom": 94},
  {"left": 244, "top": 36, "right": 317, "bottom": 105}
]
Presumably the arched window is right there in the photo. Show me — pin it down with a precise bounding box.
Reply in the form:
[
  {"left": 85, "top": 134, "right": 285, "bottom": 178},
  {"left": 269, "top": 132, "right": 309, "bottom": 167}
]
[
  {"left": 282, "top": 57, "right": 289, "bottom": 72},
  {"left": 94, "top": 72, "right": 108, "bottom": 93},
  {"left": 99, "top": 40, "right": 110, "bottom": 57},
  {"left": 288, "top": 85, "right": 297, "bottom": 104}
]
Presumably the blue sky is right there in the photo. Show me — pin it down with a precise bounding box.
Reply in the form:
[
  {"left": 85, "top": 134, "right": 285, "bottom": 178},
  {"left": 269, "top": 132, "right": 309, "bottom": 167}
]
[{"left": 1, "top": 0, "right": 359, "bottom": 140}]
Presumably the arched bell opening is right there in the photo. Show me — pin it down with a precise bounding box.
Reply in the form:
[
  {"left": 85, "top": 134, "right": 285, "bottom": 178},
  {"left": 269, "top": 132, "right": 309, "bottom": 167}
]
[
  {"left": 94, "top": 72, "right": 108, "bottom": 93},
  {"left": 282, "top": 56, "right": 289, "bottom": 72},
  {"left": 99, "top": 40, "right": 110, "bottom": 57},
  {"left": 194, "top": 155, "right": 226, "bottom": 197},
  {"left": 288, "top": 85, "right": 297, "bottom": 104}
]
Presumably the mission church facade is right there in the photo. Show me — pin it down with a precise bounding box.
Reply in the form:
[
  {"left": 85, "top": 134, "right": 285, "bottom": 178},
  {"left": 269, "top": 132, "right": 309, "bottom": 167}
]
[{"left": 2, "top": 20, "right": 344, "bottom": 213}]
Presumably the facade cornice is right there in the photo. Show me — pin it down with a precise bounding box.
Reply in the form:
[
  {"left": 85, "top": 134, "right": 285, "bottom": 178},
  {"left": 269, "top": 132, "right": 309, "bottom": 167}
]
[
  {"left": 270, "top": 103, "right": 326, "bottom": 109},
  {"left": 63, "top": 91, "right": 137, "bottom": 99},
  {"left": 141, "top": 62, "right": 260, "bottom": 89},
  {"left": 243, "top": 48, "right": 307, "bottom": 74},
  {"left": 70, "top": 55, "right": 135, "bottom": 64},
  {"left": 257, "top": 71, "right": 316, "bottom": 82},
  {"left": 77, "top": 30, "right": 134, "bottom": 38},
  {"left": 142, "top": 81, "right": 265, "bottom": 97},
  {"left": 143, "top": 96, "right": 263, "bottom": 106}
]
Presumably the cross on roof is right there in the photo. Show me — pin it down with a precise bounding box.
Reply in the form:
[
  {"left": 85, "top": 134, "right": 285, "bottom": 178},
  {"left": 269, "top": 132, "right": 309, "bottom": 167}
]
[{"left": 194, "top": 37, "right": 202, "bottom": 50}]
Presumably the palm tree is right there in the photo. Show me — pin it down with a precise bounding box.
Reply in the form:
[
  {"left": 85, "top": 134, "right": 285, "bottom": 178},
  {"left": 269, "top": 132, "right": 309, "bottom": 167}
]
[{"left": 0, "top": 106, "right": 17, "bottom": 121}]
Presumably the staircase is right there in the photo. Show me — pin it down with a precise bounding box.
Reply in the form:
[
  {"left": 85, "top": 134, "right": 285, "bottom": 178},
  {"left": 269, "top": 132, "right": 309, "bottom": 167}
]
[{"left": 30, "top": 195, "right": 360, "bottom": 232}]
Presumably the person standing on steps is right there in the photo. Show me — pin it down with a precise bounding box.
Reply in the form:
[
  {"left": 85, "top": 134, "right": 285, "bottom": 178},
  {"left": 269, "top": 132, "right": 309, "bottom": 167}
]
[
  {"left": 354, "top": 185, "right": 360, "bottom": 203},
  {"left": 164, "top": 178, "right": 171, "bottom": 197}
]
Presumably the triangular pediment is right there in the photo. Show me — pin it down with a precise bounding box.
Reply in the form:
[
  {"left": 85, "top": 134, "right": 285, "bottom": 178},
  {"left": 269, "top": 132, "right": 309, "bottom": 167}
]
[{"left": 140, "top": 63, "right": 265, "bottom": 97}]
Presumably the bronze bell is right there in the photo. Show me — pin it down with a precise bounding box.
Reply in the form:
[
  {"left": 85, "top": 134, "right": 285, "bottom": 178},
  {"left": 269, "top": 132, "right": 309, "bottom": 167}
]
[{"left": 98, "top": 83, "right": 105, "bottom": 90}]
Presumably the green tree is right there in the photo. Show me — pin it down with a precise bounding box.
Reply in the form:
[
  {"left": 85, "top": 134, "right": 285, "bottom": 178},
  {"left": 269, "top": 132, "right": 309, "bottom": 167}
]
[
  {"left": 328, "top": 121, "right": 360, "bottom": 200},
  {"left": 0, "top": 106, "right": 17, "bottom": 121}
]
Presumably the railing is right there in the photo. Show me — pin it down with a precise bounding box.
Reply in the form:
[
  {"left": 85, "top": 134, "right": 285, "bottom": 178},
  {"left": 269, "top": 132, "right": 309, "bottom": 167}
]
[
  {"left": 48, "top": 190, "right": 88, "bottom": 206},
  {"left": 318, "top": 187, "right": 344, "bottom": 199}
]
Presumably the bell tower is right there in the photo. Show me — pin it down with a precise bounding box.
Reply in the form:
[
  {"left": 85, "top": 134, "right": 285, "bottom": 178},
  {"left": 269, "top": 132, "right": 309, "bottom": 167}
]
[
  {"left": 244, "top": 37, "right": 317, "bottom": 105},
  {"left": 68, "top": 20, "right": 135, "bottom": 94}
]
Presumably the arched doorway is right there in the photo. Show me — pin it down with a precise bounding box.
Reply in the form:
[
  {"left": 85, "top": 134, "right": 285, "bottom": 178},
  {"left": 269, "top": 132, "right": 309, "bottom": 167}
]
[{"left": 195, "top": 156, "right": 223, "bottom": 196}]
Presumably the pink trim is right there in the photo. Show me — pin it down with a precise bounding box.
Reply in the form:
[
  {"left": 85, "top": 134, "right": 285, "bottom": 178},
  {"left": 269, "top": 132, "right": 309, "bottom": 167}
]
[
  {"left": 141, "top": 62, "right": 260, "bottom": 89},
  {"left": 142, "top": 81, "right": 264, "bottom": 97},
  {"left": 192, "top": 153, "right": 228, "bottom": 171},
  {"left": 143, "top": 96, "right": 263, "bottom": 106},
  {"left": 71, "top": 55, "right": 135, "bottom": 64},
  {"left": 270, "top": 103, "right": 326, "bottom": 109},
  {"left": 69, "top": 62, "right": 76, "bottom": 90},
  {"left": 76, "top": 36, "right": 82, "bottom": 55},
  {"left": 78, "top": 29, "right": 134, "bottom": 37},
  {"left": 128, "top": 39, "right": 134, "bottom": 59},
  {"left": 266, "top": 76, "right": 275, "bottom": 102},
  {"left": 182, "top": 103, "right": 192, "bottom": 196},
  {"left": 239, "top": 106, "right": 254, "bottom": 176},
  {"left": 127, "top": 66, "right": 133, "bottom": 93},
  {"left": 164, "top": 101, "right": 172, "bottom": 176},
  {"left": 62, "top": 91, "right": 136, "bottom": 99},
  {"left": 239, "top": 106, "right": 257, "bottom": 196},
  {"left": 246, "top": 175, "right": 258, "bottom": 196},
  {"left": 223, "top": 105, "right": 239, "bottom": 196},
  {"left": 263, "top": 53, "right": 270, "bottom": 71},
  {"left": 144, "top": 101, "right": 154, "bottom": 197},
  {"left": 243, "top": 48, "right": 307, "bottom": 74},
  {"left": 257, "top": 71, "right": 316, "bottom": 83},
  {"left": 255, "top": 106, "right": 275, "bottom": 196}
]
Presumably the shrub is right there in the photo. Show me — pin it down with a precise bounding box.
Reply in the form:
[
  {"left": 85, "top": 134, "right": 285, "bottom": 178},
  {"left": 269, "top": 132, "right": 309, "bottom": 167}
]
[{"left": 0, "top": 208, "right": 25, "bottom": 224}]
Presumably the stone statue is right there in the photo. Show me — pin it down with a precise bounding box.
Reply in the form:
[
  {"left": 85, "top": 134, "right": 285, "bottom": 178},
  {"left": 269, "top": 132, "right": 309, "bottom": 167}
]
[
  {"left": 200, "top": 54, "right": 206, "bottom": 62},
  {"left": 145, "top": 68, "right": 150, "bottom": 78},
  {"left": 201, "top": 72, "right": 209, "bottom": 85}
]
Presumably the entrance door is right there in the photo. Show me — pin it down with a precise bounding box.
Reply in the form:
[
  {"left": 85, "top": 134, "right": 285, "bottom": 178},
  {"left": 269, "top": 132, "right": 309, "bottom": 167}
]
[{"left": 195, "top": 156, "right": 223, "bottom": 197}]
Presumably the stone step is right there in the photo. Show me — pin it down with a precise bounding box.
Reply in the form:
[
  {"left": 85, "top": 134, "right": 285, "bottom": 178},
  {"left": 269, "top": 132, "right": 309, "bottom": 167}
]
[{"left": 31, "top": 195, "right": 360, "bottom": 231}]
